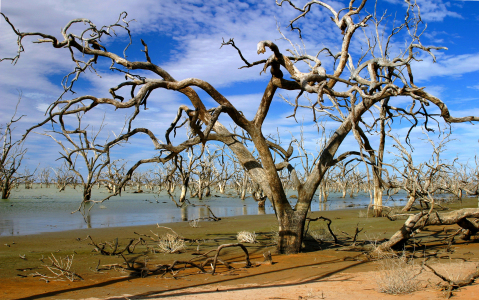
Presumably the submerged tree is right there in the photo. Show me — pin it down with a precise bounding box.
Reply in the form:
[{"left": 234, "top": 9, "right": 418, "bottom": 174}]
[
  {"left": 38, "top": 112, "right": 122, "bottom": 214},
  {"left": 3, "top": 0, "right": 479, "bottom": 253}
]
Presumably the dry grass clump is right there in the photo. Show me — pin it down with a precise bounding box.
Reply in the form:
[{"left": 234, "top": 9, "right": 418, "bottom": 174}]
[
  {"left": 32, "top": 253, "right": 83, "bottom": 282},
  {"left": 158, "top": 233, "right": 186, "bottom": 253},
  {"left": 188, "top": 218, "right": 200, "bottom": 228},
  {"left": 358, "top": 210, "right": 367, "bottom": 218},
  {"left": 375, "top": 255, "right": 421, "bottom": 295},
  {"left": 237, "top": 231, "right": 258, "bottom": 243}
]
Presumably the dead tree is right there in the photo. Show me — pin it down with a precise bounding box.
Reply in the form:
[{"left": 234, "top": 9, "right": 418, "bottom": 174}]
[
  {"left": 38, "top": 113, "right": 120, "bottom": 211},
  {"left": 167, "top": 148, "right": 201, "bottom": 204},
  {"left": 38, "top": 167, "right": 52, "bottom": 188},
  {"left": 0, "top": 97, "right": 30, "bottom": 199},
  {"left": 4, "top": 1, "right": 479, "bottom": 254},
  {"left": 52, "top": 162, "right": 75, "bottom": 192},
  {"left": 99, "top": 159, "right": 128, "bottom": 194},
  {"left": 387, "top": 132, "right": 454, "bottom": 212},
  {"left": 378, "top": 208, "right": 479, "bottom": 252}
]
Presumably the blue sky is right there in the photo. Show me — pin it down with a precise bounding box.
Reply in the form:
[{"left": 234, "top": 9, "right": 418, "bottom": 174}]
[{"left": 1, "top": 0, "right": 479, "bottom": 177}]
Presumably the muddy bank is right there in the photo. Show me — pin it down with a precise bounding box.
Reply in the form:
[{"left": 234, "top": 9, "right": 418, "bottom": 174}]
[{"left": 0, "top": 197, "right": 478, "bottom": 299}]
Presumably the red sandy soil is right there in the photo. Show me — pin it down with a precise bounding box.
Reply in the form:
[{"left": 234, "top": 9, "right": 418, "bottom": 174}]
[
  {"left": 2, "top": 204, "right": 479, "bottom": 300},
  {"left": 3, "top": 245, "right": 478, "bottom": 300}
]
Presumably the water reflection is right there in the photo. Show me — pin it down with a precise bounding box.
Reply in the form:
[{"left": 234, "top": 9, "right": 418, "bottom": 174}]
[
  {"left": 1, "top": 186, "right": 409, "bottom": 236},
  {"left": 181, "top": 206, "right": 188, "bottom": 221},
  {"left": 85, "top": 213, "right": 92, "bottom": 229},
  {"left": 318, "top": 202, "right": 329, "bottom": 211}
]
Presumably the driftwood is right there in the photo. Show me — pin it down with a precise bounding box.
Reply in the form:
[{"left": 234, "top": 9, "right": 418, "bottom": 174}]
[
  {"left": 377, "top": 208, "right": 479, "bottom": 253},
  {"left": 87, "top": 236, "right": 144, "bottom": 255},
  {"left": 96, "top": 242, "right": 252, "bottom": 278}
]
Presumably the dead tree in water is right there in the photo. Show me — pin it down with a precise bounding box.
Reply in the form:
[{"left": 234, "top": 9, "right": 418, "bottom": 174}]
[
  {"left": 52, "top": 162, "right": 75, "bottom": 192},
  {"left": 38, "top": 167, "right": 52, "bottom": 188},
  {"left": 5, "top": 1, "right": 479, "bottom": 254},
  {"left": 99, "top": 160, "right": 128, "bottom": 194},
  {"left": 38, "top": 113, "right": 122, "bottom": 213},
  {"left": 170, "top": 148, "right": 201, "bottom": 204}
]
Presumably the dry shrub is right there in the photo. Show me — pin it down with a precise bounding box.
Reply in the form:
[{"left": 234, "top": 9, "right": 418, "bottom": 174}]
[
  {"left": 33, "top": 253, "right": 83, "bottom": 282},
  {"left": 237, "top": 231, "right": 258, "bottom": 243},
  {"left": 376, "top": 255, "right": 421, "bottom": 295},
  {"left": 158, "top": 233, "right": 185, "bottom": 253},
  {"left": 189, "top": 218, "right": 200, "bottom": 228}
]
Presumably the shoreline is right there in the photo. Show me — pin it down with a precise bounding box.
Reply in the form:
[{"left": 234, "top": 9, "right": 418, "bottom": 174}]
[
  {"left": 1, "top": 198, "right": 477, "bottom": 300},
  {"left": 1, "top": 194, "right": 475, "bottom": 239}
]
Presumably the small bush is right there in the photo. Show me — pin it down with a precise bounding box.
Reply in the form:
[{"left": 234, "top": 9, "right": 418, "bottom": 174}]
[
  {"left": 158, "top": 233, "right": 185, "bottom": 253},
  {"left": 189, "top": 219, "right": 200, "bottom": 228},
  {"left": 376, "top": 255, "right": 421, "bottom": 295},
  {"left": 237, "top": 231, "right": 258, "bottom": 243}
]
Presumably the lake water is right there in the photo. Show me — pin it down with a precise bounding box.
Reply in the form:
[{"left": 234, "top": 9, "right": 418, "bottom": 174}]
[{"left": 0, "top": 185, "right": 412, "bottom": 236}]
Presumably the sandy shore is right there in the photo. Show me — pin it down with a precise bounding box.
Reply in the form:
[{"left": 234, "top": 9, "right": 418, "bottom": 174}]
[{"left": 1, "top": 200, "right": 478, "bottom": 299}]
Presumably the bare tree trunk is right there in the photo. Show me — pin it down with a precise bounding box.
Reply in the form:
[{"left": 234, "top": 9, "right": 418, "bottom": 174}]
[
  {"left": 373, "top": 183, "right": 383, "bottom": 217},
  {"left": 204, "top": 186, "right": 210, "bottom": 197},
  {"left": 378, "top": 208, "right": 479, "bottom": 252},
  {"left": 1, "top": 181, "right": 12, "bottom": 199},
  {"left": 277, "top": 211, "right": 307, "bottom": 254},
  {"left": 240, "top": 175, "right": 248, "bottom": 200},
  {"left": 402, "top": 195, "right": 416, "bottom": 212},
  {"left": 179, "top": 184, "right": 188, "bottom": 203}
]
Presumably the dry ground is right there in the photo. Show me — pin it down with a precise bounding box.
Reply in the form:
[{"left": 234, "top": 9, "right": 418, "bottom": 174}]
[{"left": 1, "top": 199, "right": 478, "bottom": 300}]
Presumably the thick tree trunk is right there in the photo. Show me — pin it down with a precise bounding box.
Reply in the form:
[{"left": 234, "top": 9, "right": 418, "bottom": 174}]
[
  {"left": 373, "top": 186, "right": 383, "bottom": 217},
  {"left": 218, "top": 182, "right": 225, "bottom": 194},
  {"left": 204, "top": 186, "right": 210, "bottom": 197},
  {"left": 83, "top": 188, "right": 92, "bottom": 202},
  {"left": 1, "top": 183, "right": 11, "bottom": 199},
  {"left": 179, "top": 184, "right": 187, "bottom": 203},
  {"left": 277, "top": 211, "right": 307, "bottom": 254},
  {"left": 258, "top": 198, "right": 266, "bottom": 210},
  {"left": 321, "top": 186, "right": 328, "bottom": 202}
]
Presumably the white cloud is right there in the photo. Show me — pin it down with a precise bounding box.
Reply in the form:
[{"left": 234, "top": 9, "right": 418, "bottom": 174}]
[
  {"left": 0, "top": 0, "right": 478, "bottom": 175},
  {"left": 384, "top": 0, "right": 462, "bottom": 21}
]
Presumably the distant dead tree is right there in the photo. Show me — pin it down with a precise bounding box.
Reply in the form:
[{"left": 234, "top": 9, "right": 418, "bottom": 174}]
[
  {"left": 0, "top": 96, "right": 31, "bottom": 199},
  {"left": 387, "top": 132, "right": 454, "bottom": 212},
  {"left": 38, "top": 167, "right": 52, "bottom": 188},
  {"left": 4, "top": 0, "right": 479, "bottom": 253},
  {"left": 99, "top": 159, "right": 128, "bottom": 194},
  {"left": 38, "top": 113, "right": 122, "bottom": 212}
]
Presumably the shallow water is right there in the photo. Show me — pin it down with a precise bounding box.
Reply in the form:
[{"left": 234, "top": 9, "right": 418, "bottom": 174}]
[{"left": 0, "top": 185, "right": 414, "bottom": 236}]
